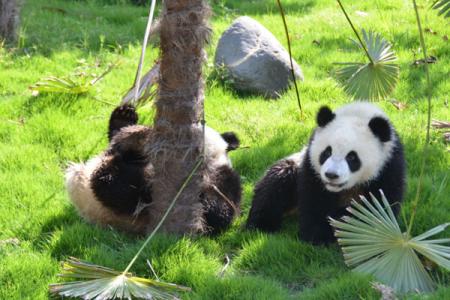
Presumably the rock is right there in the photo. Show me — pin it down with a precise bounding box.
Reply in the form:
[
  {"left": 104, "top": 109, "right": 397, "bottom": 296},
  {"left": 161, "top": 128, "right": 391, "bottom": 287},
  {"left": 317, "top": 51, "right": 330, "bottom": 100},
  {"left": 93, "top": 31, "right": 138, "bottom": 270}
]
[{"left": 214, "top": 16, "right": 304, "bottom": 98}]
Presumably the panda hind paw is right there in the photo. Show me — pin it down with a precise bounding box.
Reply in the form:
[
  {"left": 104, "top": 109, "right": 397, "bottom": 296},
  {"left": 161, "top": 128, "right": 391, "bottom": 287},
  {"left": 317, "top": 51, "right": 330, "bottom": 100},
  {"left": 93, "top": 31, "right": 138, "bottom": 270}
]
[{"left": 108, "top": 105, "right": 139, "bottom": 140}]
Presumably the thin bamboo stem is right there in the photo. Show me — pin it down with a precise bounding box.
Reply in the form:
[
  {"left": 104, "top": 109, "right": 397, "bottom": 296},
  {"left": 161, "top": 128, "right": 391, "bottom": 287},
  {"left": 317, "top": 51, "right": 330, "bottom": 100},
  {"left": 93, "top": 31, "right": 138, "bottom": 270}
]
[
  {"left": 407, "top": 0, "right": 432, "bottom": 237},
  {"left": 129, "top": 0, "right": 157, "bottom": 104},
  {"left": 336, "top": 0, "right": 374, "bottom": 64},
  {"left": 275, "top": 0, "right": 302, "bottom": 114}
]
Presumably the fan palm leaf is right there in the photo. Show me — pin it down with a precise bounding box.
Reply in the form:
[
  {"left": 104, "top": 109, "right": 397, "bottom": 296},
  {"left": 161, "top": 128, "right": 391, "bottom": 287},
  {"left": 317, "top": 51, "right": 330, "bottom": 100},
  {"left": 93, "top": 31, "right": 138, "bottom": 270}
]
[
  {"left": 335, "top": 30, "right": 399, "bottom": 101},
  {"left": 29, "top": 62, "right": 117, "bottom": 95},
  {"left": 49, "top": 257, "right": 190, "bottom": 300},
  {"left": 30, "top": 76, "right": 91, "bottom": 94},
  {"left": 432, "top": 0, "right": 450, "bottom": 18},
  {"left": 329, "top": 191, "right": 450, "bottom": 293}
]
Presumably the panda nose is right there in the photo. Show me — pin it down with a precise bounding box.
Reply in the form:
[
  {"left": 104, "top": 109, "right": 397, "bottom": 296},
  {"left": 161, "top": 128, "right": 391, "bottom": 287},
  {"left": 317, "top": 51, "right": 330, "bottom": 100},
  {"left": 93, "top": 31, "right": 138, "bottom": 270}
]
[{"left": 325, "top": 172, "right": 339, "bottom": 180}]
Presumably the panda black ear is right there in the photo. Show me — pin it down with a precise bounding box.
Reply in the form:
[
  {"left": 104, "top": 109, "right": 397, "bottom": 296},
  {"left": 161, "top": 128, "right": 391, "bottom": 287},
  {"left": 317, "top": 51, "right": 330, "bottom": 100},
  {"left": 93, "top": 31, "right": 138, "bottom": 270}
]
[
  {"left": 221, "top": 132, "right": 240, "bottom": 152},
  {"left": 369, "top": 117, "right": 391, "bottom": 142},
  {"left": 317, "top": 106, "right": 335, "bottom": 127}
]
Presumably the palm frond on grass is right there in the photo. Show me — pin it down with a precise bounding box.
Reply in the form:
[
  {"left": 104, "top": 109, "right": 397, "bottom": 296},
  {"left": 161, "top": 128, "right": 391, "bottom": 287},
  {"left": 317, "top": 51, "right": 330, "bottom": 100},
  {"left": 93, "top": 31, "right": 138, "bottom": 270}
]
[
  {"left": 334, "top": 30, "right": 399, "bottom": 101},
  {"left": 29, "top": 61, "right": 118, "bottom": 95},
  {"left": 49, "top": 257, "right": 190, "bottom": 299},
  {"left": 329, "top": 191, "right": 450, "bottom": 294},
  {"left": 432, "top": 0, "right": 450, "bottom": 18}
]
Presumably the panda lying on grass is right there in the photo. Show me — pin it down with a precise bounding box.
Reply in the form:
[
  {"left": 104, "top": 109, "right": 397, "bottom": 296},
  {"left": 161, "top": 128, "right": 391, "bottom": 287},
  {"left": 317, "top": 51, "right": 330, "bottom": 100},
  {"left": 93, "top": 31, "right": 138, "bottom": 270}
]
[
  {"left": 247, "top": 102, "right": 406, "bottom": 244},
  {"left": 66, "top": 105, "right": 241, "bottom": 235}
]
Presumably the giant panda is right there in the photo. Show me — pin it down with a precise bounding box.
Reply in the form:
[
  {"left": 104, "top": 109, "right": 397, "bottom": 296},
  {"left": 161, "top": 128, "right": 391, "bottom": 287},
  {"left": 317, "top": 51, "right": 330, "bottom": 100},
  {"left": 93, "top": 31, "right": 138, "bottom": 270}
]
[
  {"left": 246, "top": 102, "right": 406, "bottom": 244},
  {"left": 66, "top": 105, "right": 241, "bottom": 235}
]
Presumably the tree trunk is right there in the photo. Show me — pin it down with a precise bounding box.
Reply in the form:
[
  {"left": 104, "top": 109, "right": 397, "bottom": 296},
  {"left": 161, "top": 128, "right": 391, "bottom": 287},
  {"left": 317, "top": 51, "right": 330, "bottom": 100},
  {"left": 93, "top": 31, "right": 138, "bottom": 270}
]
[
  {"left": 0, "top": 0, "right": 20, "bottom": 43},
  {"left": 146, "top": 0, "right": 211, "bottom": 234}
]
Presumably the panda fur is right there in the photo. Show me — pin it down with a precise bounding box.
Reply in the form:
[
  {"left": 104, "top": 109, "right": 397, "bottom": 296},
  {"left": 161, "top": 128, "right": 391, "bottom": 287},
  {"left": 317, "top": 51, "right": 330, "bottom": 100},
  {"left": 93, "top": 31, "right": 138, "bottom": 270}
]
[
  {"left": 246, "top": 102, "right": 406, "bottom": 244},
  {"left": 66, "top": 105, "right": 241, "bottom": 235}
]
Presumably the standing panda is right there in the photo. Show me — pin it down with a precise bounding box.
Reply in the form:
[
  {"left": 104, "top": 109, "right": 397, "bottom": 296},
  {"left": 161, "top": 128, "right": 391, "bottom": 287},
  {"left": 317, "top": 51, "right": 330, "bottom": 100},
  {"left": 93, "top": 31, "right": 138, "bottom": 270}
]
[
  {"left": 246, "top": 102, "right": 406, "bottom": 244},
  {"left": 66, "top": 105, "right": 241, "bottom": 235}
]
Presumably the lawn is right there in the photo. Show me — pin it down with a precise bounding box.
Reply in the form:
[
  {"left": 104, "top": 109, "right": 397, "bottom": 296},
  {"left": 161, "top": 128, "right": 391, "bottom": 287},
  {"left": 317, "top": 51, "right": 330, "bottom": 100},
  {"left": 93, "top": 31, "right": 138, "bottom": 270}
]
[{"left": 0, "top": 0, "right": 449, "bottom": 299}]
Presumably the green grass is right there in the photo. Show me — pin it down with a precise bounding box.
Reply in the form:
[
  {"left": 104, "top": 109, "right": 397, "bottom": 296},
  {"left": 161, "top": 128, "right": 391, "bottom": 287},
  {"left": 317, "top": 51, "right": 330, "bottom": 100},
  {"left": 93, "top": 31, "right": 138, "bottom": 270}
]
[{"left": 0, "top": 0, "right": 449, "bottom": 298}]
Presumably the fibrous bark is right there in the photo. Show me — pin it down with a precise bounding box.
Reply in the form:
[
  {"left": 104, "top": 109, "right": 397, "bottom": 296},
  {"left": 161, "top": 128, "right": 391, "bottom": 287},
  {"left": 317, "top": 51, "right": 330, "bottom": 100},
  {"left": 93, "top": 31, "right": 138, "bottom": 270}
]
[
  {"left": 0, "top": 0, "right": 21, "bottom": 43},
  {"left": 145, "top": 0, "right": 211, "bottom": 234}
]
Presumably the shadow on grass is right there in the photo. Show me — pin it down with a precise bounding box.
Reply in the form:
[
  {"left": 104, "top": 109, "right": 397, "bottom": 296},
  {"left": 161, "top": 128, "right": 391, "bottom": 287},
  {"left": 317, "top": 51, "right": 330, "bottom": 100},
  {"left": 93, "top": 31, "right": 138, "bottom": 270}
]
[
  {"left": 21, "top": 94, "right": 86, "bottom": 117},
  {"left": 401, "top": 64, "right": 448, "bottom": 101},
  {"left": 19, "top": 0, "right": 152, "bottom": 55},
  {"left": 308, "top": 36, "right": 363, "bottom": 55},
  {"left": 212, "top": 0, "right": 315, "bottom": 16}
]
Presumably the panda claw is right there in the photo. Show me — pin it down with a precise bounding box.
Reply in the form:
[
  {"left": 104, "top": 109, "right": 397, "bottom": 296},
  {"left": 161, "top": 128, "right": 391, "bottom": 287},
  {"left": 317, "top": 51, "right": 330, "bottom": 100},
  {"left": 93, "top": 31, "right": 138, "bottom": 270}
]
[{"left": 108, "top": 105, "right": 139, "bottom": 141}]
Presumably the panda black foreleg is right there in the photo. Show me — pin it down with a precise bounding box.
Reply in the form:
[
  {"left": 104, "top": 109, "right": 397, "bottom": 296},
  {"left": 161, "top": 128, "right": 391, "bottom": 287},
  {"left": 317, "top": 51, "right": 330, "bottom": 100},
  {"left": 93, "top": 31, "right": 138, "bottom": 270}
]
[
  {"left": 203, "top": 165, "right": 242, "bottom": 235},
  {"left": 246, "top": 159, "right": 299, "bottom": 232},
  {"left": 298, "top": 195, "right": 336, "bottom": 245},
  {"left": 296, "top": 169, "right": 338, "bottom": 245},
  {"left": 108, "top": 105, "right": 139, "bottom": 141}
]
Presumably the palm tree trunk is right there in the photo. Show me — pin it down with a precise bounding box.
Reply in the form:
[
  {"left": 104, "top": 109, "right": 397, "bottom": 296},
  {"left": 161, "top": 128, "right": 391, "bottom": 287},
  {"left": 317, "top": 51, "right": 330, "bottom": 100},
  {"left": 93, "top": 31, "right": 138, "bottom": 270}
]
[
  {"left": 0, "top": 0, "right": 20, "bottom": 43},
  {"left": 146, "top": 0, "right": 211, "bottom": 234}
]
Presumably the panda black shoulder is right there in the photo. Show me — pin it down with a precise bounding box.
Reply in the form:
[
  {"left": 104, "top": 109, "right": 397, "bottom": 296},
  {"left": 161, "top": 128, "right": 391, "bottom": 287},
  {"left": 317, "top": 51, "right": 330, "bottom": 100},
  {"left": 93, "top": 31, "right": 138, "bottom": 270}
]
[{"left": 366, "top": 131, "right": 406, "bottom": 215}]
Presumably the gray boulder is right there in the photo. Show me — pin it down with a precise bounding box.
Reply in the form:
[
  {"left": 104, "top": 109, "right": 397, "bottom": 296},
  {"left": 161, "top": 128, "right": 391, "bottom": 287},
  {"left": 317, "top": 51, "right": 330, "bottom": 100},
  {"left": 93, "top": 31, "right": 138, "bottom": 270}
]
[{"left": 214, "top": 16, "right": 304, "bottom": 98}]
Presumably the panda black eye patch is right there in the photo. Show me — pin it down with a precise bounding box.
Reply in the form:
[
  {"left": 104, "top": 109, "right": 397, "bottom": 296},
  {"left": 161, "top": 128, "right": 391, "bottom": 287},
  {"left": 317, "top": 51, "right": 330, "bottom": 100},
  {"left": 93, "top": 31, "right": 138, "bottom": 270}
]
[
  {"left": 346, "top": 151, "right": 361, "bottom": 172},
  {"left": 319, "top": 146, "right": 332, "bottom": 165}
]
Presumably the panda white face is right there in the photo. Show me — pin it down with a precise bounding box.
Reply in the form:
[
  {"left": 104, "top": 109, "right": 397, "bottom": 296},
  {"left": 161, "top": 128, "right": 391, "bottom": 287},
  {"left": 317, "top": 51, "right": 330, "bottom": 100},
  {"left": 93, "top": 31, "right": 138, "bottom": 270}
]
[
  {"left": 316, "top": 145, "right": 361, "bottom": 192},
  {"left": 309, "top": 103, "right": 396, "bottom": 193}
]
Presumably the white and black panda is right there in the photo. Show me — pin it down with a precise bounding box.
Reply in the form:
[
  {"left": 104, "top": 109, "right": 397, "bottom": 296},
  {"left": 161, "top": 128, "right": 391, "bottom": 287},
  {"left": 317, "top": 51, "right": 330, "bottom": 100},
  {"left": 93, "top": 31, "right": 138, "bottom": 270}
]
[
  {"left": 246, "top": 102, "right": 406, "bottom": 244},
  {"left": 66, "top": 105, "right": 241, "bottom": 235}
]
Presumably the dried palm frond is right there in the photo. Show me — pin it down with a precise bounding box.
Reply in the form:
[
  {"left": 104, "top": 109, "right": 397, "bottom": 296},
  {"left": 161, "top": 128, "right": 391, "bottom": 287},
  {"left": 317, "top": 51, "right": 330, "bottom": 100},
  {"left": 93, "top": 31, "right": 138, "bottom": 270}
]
[
  {"left": 431, "top": 119, "right": 450, "bottom": 129},
  {"left": 329, "top": 191, "right": 450, "bottom": 293},
  {"left": 121, "top": 62, "right": 160, "bottom": 108}
]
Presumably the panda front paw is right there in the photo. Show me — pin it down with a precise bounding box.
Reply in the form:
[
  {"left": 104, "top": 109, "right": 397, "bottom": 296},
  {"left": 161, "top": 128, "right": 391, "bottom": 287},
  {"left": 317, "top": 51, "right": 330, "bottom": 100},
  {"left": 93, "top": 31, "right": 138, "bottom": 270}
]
[
  {"left": 108, "top": 105, "right": 139, "bottom": 141},
  {"left": 298, "top": 226, "right": 336, "bottom": 245}
]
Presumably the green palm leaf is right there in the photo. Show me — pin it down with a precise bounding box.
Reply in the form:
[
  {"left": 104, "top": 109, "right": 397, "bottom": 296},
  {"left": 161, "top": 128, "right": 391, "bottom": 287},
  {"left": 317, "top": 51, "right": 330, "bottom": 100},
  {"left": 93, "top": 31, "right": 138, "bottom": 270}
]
[
  {"left": 329, "top": 191, "right": 450, "bottom": 293},
  {"left": 432, "top": 0, "right": 450, "bottom": 18},
  {"left": 335, "top": 30, "right": 399, "bottom": 101},
  {"left": 29, "top": 62, "right": 117, "bottom": 95},
  {"left": 49, "top": 257, "right": 191, "bottom": 299},
  {"left": 30, "top": 76, "right": 91, "bottom": 94}
]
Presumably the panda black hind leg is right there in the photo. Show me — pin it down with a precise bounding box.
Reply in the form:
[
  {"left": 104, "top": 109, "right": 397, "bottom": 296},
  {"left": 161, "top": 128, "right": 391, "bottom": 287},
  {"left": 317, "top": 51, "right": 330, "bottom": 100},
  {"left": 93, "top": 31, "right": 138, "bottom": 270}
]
[
  {"left": 246, "top": 152, "right": 302, "bottom": 232},
  {"left": 90, "top": 157, "right": 153, "bottom": 216},
  {"left": 202, "top": 165, "right": 242, "bottom": 235}
]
